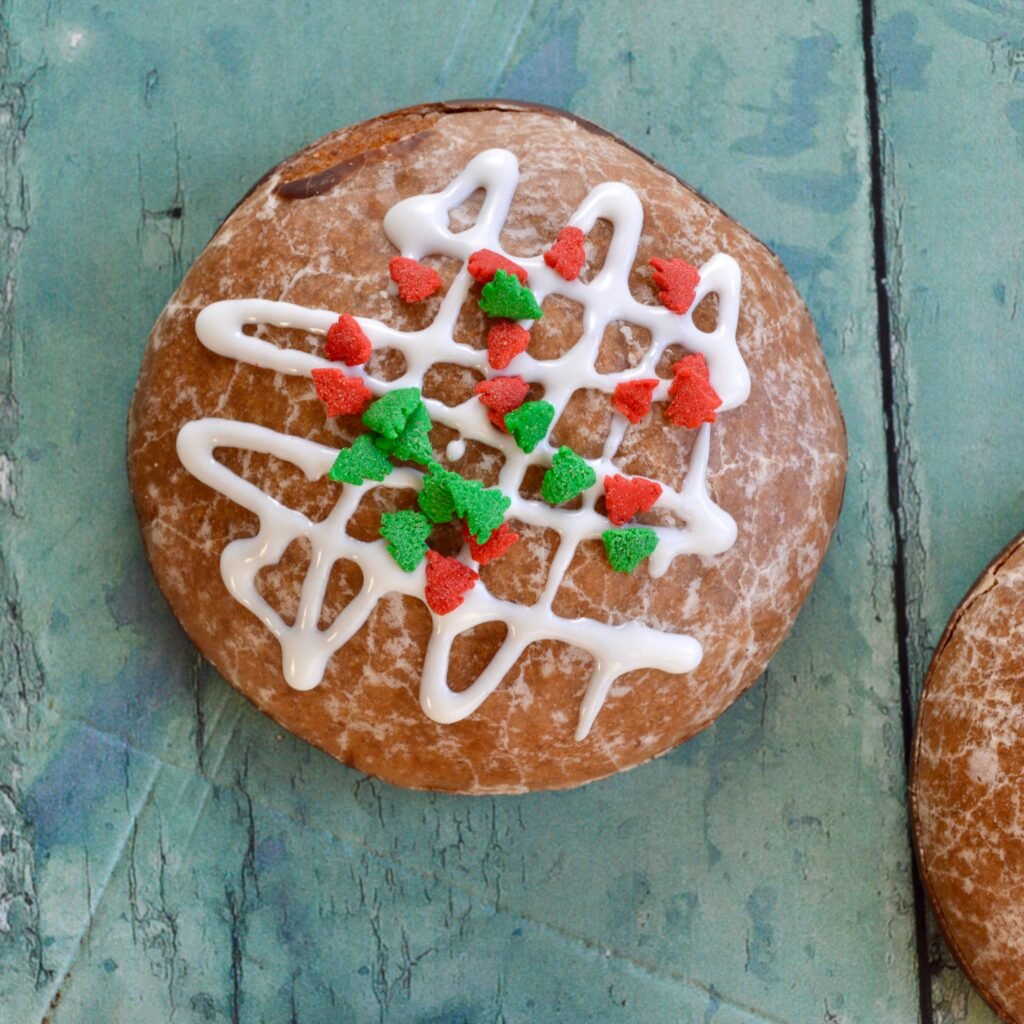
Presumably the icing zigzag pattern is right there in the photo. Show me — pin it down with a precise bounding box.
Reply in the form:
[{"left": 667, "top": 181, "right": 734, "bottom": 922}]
[{"left": 177, "top": 149, "right": 750, "bottom": 740}]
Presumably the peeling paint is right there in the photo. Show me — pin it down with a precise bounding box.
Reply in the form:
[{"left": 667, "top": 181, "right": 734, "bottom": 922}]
[
  {"left": 0, "top": 0, "right": 51, "bottom": 1008},
  {"left": 0, "top": 452, "right": 14, "bottom": 505}
]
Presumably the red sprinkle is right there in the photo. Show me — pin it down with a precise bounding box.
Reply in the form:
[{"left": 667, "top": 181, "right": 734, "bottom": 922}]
[
  {"left": 477, "top": 376, "right": 529, "bottom": 433},
  {"left": 389, "top": 256, "right": 442, "bottom": 302},
  {"left": 462, "top": 521, "right": 520, "bottom": 565},
  {"left": 424, "top": 550, "right": 479, "bottom": 615},
  {"left": 665, "top": 354, "right": 721, "bottom": 428},
  {"left": 486, "top": 320, "right": 530, "bottom": 370},
  {"left": 324, "top": 314, "right": 372, "bottom": 366},
  {"left": 604, "top": 474, "right": 663, "bottom": 526},
  {"left": 671, "top": 353, "right": 710, "bottom": 383},
  {"left": 468, "top": 249, "right": 528, "bottom": 285},
  {"left": 474, "top": 375, "right": 530, "bottom": 413},
  {"left": 649, "top": 257, "right": 701, "bottom": 314},
  {"left": 311, "top": 368, "right": 373, "bottom": 417},
  {"left": 612, "top": 378, "right": 659, "bottom": 423},
  {"left": 544, "top": 226, "right": 586, "bottom": 281}
]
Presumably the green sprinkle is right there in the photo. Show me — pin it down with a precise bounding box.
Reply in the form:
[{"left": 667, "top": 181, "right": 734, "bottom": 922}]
[
  {"left": 602, "top": 527, "right": 659, "bottom": 573},
  {"left": 541, "top": 446, "right": 597, "bottom": 505},
  {"left": 418, "top": 464, "right": 458, "bottom": 523},
  {"left": 327, "top": 435, "right": 393, "bottom": 485},
  {"left": 465, "top": 489, "right": 510, "bottom": 544},
  {"left": 478, "top": 269, "right": 543, "bottom": 320},
  {"left": 374, "top": 401, "right": 434, "bottom": 465},
  {"left": 445, "top": 474, "right": 511, "bottom": 544},
  {"left": 503, "top": 400, "right": 555, "bottom": 454},
  {"left": 362, "top": 387, "right": 422, "bottom": 439},
  {"left": 379, "top": 509, "right": 432, "bottom": 572},
  {"left": 413, "top": 463, "right": 511, "bottom": 541}
]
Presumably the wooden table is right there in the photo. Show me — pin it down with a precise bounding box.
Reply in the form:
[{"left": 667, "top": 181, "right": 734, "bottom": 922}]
[{"left": 1, "top": 3, "right": 1019, "bottom": 1021}]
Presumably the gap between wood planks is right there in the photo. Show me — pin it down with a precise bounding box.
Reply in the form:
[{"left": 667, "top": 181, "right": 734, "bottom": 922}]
[{"left": 860, "top": 2, "right": 934, "bottom": 1022}]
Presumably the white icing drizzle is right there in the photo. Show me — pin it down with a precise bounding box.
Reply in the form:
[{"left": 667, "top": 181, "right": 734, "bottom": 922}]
[{"left": 176, "top": 148, "right": 749, "bottom": 740}]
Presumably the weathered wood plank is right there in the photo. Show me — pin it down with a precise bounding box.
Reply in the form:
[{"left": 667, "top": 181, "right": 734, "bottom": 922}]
[
  {"left": 0, "top": 1, "right": 919, "bottom": 1020},
  {"left": 873, "top": 2, "right": 1024, "bottom": 1021}
]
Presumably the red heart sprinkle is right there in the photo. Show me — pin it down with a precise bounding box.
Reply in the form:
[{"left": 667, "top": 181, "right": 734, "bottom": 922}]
[
  {"left": 612, "top": 379, "right": 659, "bottom": 423},
  {"left": 424, "top": 550, "right": 479, "bottom": 615},
  {"left": 544, "top": 226, "right": 586, "bottom": 281},
  {"left": 474, "top": 375, "right": 530, "bottom": 413},
  {"left": 389, "top": 256, "right": 442, "bottom": 302},
  {"left": 468, "top": 249, "right": 528, "bottom": 285},
  {"left": 311, "top": 368, "right": 373, "bottom": 417},
  {"left": 487, "top": 409, "right": 509, "bottom": 432},
  {"left": 665, "top": 354, "right": 721, "bottom": 428},
  {"left": 324, "top": 314, "right": 372, "bottom": 366},
  {"left": 603, "top": 474, "right": 663, "bottom": 526},
  {"left": 649, "top": 257, "right": 701, "bottom": 314},
  {"left": 462, "top": 521, "right": 520, "bottom": 565},
  {"left": 486, "top": 321, "right": 530, "bottom": 370}
]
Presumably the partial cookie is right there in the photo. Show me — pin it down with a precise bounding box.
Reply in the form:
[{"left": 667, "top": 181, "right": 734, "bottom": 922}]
[
  {"left": 128, "top": 100, "right": 847, "bottom": 793},
  {"left": 912, "top": 532, "right": 1024, "bottom": 1023}
]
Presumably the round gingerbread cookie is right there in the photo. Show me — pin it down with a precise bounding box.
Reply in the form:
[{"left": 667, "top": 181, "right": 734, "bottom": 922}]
[
  {"left": 911, "top": 532, "right": 1024, "bottom": 1022},
  {"left": 128, "top": 100, "right": 847, "bottom": 793}
]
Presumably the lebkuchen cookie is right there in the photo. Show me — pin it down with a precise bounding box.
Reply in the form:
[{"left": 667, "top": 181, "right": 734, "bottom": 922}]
[
  {"left": 912, "top": 531, "right": 1024, "bottom": 1022},
  {"left": 128, "top": 100, "right": 847, "bottom": 793}
]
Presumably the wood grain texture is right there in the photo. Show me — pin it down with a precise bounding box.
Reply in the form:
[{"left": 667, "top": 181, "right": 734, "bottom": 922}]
[
  {"left": 0, "top": 0, "right": 921, "bottom": 1020},
  {"left": 873, "top": 2, "right": 1024, "bottom": 1020}
]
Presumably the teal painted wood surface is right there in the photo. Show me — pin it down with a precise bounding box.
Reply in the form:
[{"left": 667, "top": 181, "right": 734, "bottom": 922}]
[
  {"left": 0, "top": 0, "right": 1012, "bottom": 1020},
  {"left": 874, "top": 3, "right": 1022, "bottom": 1022}
]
